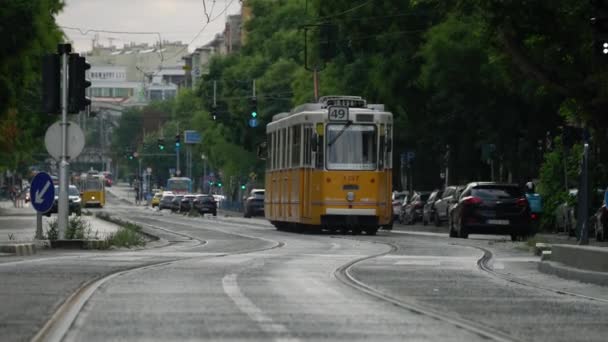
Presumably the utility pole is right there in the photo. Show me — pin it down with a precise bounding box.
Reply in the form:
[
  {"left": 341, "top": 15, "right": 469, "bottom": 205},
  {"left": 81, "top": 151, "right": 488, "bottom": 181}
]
[
  {"left": 444, "top": 145, "right": 450, "bottom": 188},
  {"left": 57, "top": 43, "right": 71, "bottom": 238}
]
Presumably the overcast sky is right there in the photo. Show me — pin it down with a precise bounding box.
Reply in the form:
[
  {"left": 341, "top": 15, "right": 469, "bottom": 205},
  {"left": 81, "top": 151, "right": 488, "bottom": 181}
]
[{"left": 55, "top": 0, "right": 242, "bottom": 52}]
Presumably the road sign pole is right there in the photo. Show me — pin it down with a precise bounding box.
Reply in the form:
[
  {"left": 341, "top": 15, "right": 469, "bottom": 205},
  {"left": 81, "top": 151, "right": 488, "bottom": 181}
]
[
  {"left": 36, "top": 213, "right": 43, "bottom": 240},
  {"left": 58, "top": 44, "right": 71, "bottom": 239}
]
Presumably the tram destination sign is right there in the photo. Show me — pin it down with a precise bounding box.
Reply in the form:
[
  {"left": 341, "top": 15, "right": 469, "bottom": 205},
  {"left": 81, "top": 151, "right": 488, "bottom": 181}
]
[{"left": 328, "top": 106, "right": 349, "bottom": 122}]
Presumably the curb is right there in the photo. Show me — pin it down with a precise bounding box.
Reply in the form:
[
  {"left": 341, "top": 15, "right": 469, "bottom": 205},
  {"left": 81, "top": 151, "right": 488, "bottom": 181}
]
[
  {"left": 0, "top": 243, "right": 36, "bottom": 256},
  {"left": 49, "top": 239, "right": 110, "bottom": 249},
  {"left": 538, "top": 260, "right": 608, "bottom": 286}
]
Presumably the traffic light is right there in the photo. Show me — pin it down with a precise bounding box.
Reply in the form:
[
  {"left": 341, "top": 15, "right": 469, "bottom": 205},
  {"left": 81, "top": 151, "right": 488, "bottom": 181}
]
[
  {"left": 211, "top": 106, "right": 218, "bottom": 121},
  {"left": 42, "top": 54, "right": 60, "bottom": 114},
  {"left": 217, "top": 182, "right": 223, "bottom": 188},
  {"left": 250, "top": 97, "right": 258, "bottom": 118},
  {"left": 175, "top": 134, "right": 181, "bottom": 149},
  {"left": 68, "top": 53, "right": 91, "bottom": 113},
  {"left": 319, "top": 23, "right": 337, "bottom": 62},
  {"left": 157, "top": 138, "right": 165, "bottom": 151},
  {"left": 240, "top": 184, "right": 246, "bottom": 190}
]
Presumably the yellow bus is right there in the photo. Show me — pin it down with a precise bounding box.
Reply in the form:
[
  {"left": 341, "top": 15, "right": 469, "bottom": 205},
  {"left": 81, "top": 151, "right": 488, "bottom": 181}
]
[
  {"left": 264, "top": 96, "right": 393, "bottom": 235},
  {"left": 80, "top": 174, "right": 106, "bottom": 207}
]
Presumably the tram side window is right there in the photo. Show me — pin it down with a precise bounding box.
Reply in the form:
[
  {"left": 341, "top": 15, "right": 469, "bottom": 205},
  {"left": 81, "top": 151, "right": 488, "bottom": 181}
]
[
  {"left": 286, "top": 127, "right": 291, "bottom": 169},
  {"left": 273, "top": 131, "right": 278, "bottom": 171},
  {"left": 291, "top": 125, "right": 301, "bottom": 168},
  {"left": 303, "top": 126, "right": 312, "bottom": 167},
  {"left": 386, "top": 125, "right": 393, "bottom": 168},
  {"left": 267, "top": 133, "right": 272, "bottom": 169}
]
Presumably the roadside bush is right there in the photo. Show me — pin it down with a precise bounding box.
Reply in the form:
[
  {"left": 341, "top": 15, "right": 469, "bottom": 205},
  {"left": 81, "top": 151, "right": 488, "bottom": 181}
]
[
  {"left": 106, "top": 223, "right": 146, "bottom": 248},
  {"left": 537, "top": 138, "right": 582, "bottom": 231},
  {"left": 45, "top": 219, "right": 58, "bottom": 240}
]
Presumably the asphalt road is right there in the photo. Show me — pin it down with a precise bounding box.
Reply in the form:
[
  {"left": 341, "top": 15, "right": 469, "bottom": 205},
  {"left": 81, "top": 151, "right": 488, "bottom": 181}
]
[{"left": 2, "top": 194, "right": 608, "bottom": 341}]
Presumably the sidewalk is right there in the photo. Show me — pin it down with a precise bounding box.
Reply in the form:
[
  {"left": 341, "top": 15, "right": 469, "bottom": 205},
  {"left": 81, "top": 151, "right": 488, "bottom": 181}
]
[{"left": 0, "top": 200, "right": 120, "bottom": 255}]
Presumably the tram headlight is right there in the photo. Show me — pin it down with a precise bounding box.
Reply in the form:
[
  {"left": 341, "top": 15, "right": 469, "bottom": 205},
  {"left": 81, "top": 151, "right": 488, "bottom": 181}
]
[{"left": 346, "top": 192, "right": 355, "bottom": 202}]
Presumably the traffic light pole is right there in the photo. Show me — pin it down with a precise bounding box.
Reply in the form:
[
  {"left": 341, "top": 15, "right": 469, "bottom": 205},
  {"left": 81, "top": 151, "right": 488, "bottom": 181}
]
[{"left": 58, "top": 44, "right": 71, "bottom": 239}]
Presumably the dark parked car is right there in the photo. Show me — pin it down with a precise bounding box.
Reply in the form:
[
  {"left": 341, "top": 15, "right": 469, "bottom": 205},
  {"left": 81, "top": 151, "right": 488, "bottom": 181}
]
[
  {"left": 449, "top": 182, "right": 532, "bottom": 240},
  {"left": 400, "top": 192, "right": 430, "bottom": 224},
  {"left": 170, "top": 195, "right": 184, "bottom": 212},
  {"left": 159, "top": 194, "right": 175, "bottom": 210},
  {"left": 244, "top": 189, "right": 265, "bottom": 218},
  {"left": 422, "top": 189, "right": 443, "bottom": 226},
  {"left": 47, "top": 185, "right": 82, "bottom": 216},
  {"left": 180, "top": 194, "right": 197, "bottom": 212},
  {"left": 193, "top": 194, "right": 218, "bottom": 216}
]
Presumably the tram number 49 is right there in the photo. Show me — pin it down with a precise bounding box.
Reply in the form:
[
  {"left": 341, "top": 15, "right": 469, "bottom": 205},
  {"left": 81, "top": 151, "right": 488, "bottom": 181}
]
[{"left": 328, "top": 106, "right": 349, "bottom": 121}]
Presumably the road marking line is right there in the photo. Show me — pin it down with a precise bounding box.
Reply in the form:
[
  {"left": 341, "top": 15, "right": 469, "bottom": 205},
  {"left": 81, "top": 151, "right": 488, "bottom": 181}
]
[
  {"left": 395, "top": 260, "right": 441, "bottom": 266},
  {"left": 222, "top": 273, "right": 299, "bottom": 342}
]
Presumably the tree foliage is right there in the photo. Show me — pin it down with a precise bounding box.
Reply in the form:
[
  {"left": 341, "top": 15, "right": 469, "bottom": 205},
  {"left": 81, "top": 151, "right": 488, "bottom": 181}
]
[{"left": 0, "top": 0, "right": 64, "bottom": 173}]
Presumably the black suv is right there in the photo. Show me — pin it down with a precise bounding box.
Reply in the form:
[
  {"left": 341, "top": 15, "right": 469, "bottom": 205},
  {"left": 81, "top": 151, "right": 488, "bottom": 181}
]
[
  {"left": 449, "top": 182, "right": 531, "bottom": 240},
  {"left": 193, "top": 194, "right": 218, "bottom": 216},
  {"left": 244, "top": 189, "right": 265, "bottom": 218}
]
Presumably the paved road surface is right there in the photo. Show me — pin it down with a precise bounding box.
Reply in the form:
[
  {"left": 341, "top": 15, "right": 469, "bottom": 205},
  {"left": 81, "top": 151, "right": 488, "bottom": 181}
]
[{"left": 1, "top": 190, "right": 607, "bottom": 341}]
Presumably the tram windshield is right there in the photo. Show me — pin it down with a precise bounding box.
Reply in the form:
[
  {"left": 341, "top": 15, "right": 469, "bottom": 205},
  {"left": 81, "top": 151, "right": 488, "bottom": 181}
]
[
  {"left": 84, "top": 178, "right": 102, "bottom": 190},
  {"left": 326, "top": 124, "right": 377, "bottom": 170}
]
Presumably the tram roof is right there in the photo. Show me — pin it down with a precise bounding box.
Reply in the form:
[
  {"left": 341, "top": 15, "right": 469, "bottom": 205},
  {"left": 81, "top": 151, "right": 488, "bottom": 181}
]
[{"left": 268, "top": 96, "right": 391, "bottom": 130}]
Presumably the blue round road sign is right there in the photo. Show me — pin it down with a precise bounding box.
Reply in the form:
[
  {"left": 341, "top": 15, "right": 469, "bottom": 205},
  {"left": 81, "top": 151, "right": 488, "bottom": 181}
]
[{"left": 30, "top": 172, "right": 55, "bottom": 213}]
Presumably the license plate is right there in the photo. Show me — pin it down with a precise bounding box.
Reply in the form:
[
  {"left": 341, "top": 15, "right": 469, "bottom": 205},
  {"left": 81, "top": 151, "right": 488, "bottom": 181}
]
[{"left": 487, "top": 219, "right": 509, "bottom": 225}]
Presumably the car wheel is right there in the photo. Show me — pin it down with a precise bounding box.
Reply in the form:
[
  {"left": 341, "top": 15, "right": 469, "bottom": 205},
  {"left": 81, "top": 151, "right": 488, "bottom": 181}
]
[
  {"left": 365, "top": 227, "right": 378, "bottom": 235},
  {"left": 449, "top": 223, "right": 458, "bottom": 238},
  {"left": 596, "top": 223, "right": 605, "bottom": 242},
  {"left": 212, "top": 210, "right": 217, "bottom": 217},
  {"left": 458, "top": 218, "right": 468, "bottom": 239},
  {"left": 244, "top": 209, "right": 251, "bottom": 218}
]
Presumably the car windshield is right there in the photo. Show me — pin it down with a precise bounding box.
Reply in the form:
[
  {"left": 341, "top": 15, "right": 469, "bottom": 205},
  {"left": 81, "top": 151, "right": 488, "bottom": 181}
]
[
  {"left": 252, "top": 191, "right": 264, "bottom": 199},
  {"left": 472, "top": 186, "right": 523, "bottom": 200},
  {"left": 54, "top": 186, "right": 80, "bottom": 196},
  {"left": 326, "top": 124, "right": 377, "bottom": 170}
]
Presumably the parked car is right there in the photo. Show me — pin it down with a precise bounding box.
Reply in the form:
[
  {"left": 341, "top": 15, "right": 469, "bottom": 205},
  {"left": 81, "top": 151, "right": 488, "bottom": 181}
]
[
  {"left": 179, "top": 194, "right": 198, "bottom": 212},
  {"left": 400, "top": 191, "right": 431, "bottom": 224},
  {"left": 46, "top": 185, "right": 82, "bottom": 216},
  {"left": 170, "top": 195, "right": 184, "bottom": 212},
  {"left": 422, "top": 189, "right": 443, "bottom": 226},
  {"left": 555, "top": 188, "right": 604, "bottom": 237},
  {"left": 159, "top": 194, "right": 175, "bottom": 211},
  {"left": 244, "top": 189, "right": 265, "bottom": 218},
  {"left": 449, "top": 182, "right": 531, "bottom": 240},
  {"left": 433, "top": 186, "right": 462, "bottom": 226},
  {"left": 193, "top": 194, "right": 218, "bottom": 216},
  {"left": 151, "top": 192, "right": 162, "bottom": 208},
  {"left": 392, "top": 191, "right": 408, "bottom": 222}
]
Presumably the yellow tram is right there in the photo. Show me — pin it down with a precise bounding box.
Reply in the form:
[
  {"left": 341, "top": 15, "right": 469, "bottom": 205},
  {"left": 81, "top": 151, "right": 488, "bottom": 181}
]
[
  {"left": 80, "top": 173, "right": 106, "bottom": 208},
  {"left": 264, "top": 96, "right": 393, "bottom": 235}
]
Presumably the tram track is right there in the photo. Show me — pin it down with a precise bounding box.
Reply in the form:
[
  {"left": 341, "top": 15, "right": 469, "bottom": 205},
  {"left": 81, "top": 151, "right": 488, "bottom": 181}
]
[
  {"left": 474, "top": 246, "right": 608, "bottom": 304},
  {"left": 31, "top": 212, "right": 286, "bottom": 342},
  {"left": 333, "top": 237, "right": 521, "bottom": 342}
]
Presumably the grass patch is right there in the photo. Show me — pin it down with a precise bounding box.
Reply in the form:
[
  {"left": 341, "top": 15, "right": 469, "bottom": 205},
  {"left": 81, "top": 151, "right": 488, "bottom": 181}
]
[{"left": 96, "top": 212, "right": 147, "bottom": 248}]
